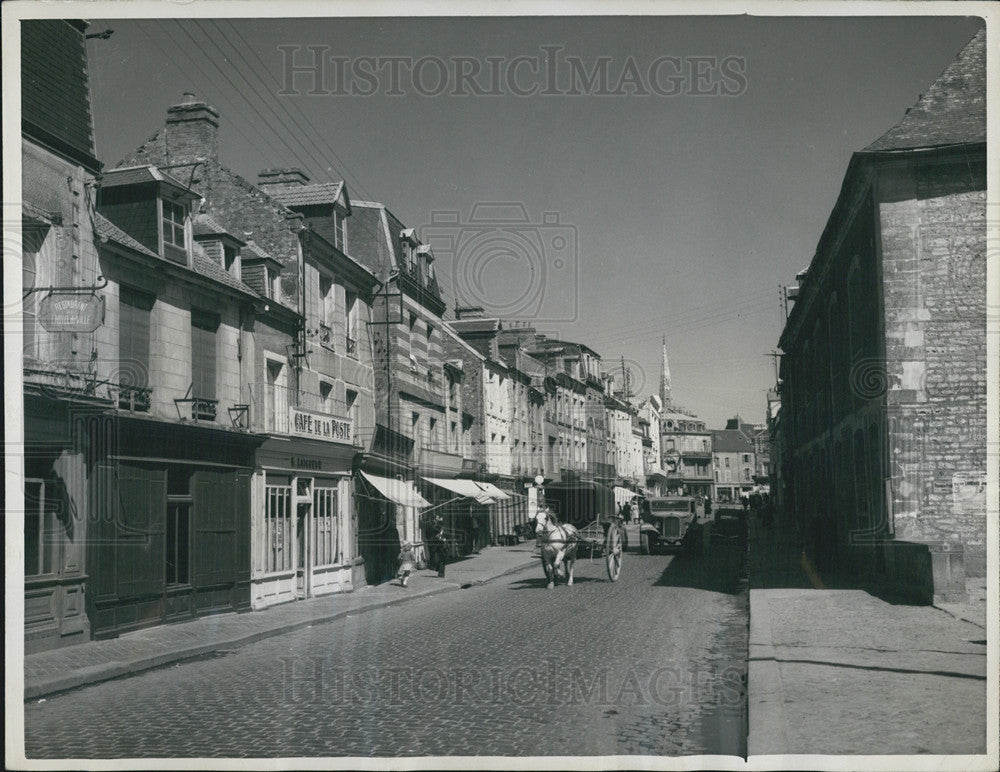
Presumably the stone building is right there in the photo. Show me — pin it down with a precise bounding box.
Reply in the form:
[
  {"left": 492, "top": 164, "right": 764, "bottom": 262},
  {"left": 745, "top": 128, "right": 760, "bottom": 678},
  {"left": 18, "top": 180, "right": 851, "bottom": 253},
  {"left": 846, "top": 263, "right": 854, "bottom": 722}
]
[
  {"left": 660, "top": 410, "right": 713, "bottom": 499},
  {"left": 711, "top": 422, "right": 756, "bottom": 504},
  {"left": 777, "top": 29, "right": 986, "bottom": 599},
  {"left": 21, "top": 19, "right": 106, "bottom": 652},
  {"left": 349, "top": 200, "right": 476, "bottom": 577},
  {"left": 119, "top": 96, "right": 378, "bottom": 606}
]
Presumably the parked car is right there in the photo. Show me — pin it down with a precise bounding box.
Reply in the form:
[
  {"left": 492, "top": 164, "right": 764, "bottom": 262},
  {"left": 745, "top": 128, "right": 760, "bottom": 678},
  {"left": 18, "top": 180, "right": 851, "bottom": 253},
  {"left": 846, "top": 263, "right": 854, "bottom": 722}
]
[
  {"left": 638, "top": 496, "right": 709, "bottom": 555},
  {"left": 712, "top": 505, "right": 748, "bottom": 545}
]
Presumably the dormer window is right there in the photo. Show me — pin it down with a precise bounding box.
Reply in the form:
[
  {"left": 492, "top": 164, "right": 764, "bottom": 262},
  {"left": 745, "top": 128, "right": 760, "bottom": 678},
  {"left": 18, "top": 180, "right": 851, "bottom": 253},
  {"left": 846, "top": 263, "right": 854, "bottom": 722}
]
[
  {"left": 333, "top": 210, "right": 346, "bottom": 252},
  {"left": 224, "top": 244, "right": 239, "bottom": 277}
]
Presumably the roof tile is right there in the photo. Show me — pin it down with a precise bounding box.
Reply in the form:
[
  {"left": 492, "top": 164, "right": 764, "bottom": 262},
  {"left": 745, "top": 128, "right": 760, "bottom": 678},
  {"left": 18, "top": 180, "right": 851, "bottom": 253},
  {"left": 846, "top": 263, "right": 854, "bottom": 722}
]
[{"left": 865, "top": 28, "right": 986, "bottom": 152}]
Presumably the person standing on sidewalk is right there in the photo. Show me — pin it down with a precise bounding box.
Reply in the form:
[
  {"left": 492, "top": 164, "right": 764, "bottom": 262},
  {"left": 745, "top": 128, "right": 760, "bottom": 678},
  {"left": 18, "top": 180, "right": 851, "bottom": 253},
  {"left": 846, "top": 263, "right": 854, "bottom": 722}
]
[
  {"left": 425, "top": 513, "right": 448, "bottom": 577},
  {"left": 396, "top": 542, "right": 415, "bottom": 586}
]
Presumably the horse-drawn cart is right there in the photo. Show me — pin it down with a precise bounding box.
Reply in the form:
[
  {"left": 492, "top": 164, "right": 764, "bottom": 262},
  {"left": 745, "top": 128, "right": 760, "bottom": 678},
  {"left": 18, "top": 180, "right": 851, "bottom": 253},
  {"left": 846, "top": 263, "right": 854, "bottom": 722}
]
[{"left": 541, "top": 480, "right": 625, "bottom": 582}]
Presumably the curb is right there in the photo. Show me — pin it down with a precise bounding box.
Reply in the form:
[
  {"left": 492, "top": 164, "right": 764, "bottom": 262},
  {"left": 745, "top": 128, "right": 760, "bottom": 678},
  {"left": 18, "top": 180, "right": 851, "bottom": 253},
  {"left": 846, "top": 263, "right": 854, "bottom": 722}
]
[
  {"left": 26, "top": 558, "right": 538, "bottom": 700},
  {"left": 746, "top": 589, "right": 791, "bottom": 756},
  {"left": 932, "top": 603, "right": 987, "bottom": 630}
]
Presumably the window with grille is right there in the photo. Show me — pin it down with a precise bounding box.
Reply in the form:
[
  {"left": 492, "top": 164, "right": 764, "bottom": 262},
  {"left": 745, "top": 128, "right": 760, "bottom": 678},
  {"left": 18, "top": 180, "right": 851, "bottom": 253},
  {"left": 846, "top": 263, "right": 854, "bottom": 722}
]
[
  {"left": 264, "top": 482, "right": 293, "bottom": 573},
  {"left": 313, "top": 486, "right": 338, "bottom": 567}
]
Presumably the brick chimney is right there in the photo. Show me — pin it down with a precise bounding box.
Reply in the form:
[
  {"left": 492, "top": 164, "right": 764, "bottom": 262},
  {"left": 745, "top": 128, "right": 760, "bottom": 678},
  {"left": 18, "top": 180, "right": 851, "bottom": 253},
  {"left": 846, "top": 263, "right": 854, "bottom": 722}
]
[
  {"left": 165, "top": 92, "right": 220, "bottom": 164},
  {"left": 454, "top": 306, "right": 485, "bottom": 319},
  {"left": 257, "top": 168, "right": 310, "bottom": 191}
]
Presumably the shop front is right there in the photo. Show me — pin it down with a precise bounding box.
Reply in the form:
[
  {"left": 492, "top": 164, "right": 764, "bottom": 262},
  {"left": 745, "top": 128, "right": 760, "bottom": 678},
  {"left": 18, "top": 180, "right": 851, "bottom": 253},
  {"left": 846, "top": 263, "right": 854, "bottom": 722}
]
[
  {"left": 251, "top": 407, "right": 358, "bottom": 609},
  {"left": 23, "top": 389, "right": 104, "bottom": 653},
  {"left": 86, "top": 414, "right": 265, "bottom": 640},
  {"left": 419, "top": 474, "right": 494, "bottom": 558},
  {"left": 355, "top": 424, "right": 427, "bottom": 585}
]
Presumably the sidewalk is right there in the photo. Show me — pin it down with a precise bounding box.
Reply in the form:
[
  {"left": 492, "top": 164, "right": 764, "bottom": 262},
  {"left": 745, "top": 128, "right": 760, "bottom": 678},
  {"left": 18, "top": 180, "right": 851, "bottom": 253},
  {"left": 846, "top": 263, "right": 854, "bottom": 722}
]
[
  {"left": 23, "top": 542, "right": 539, "bottom": 701},
  {"left": 747, "top": 519, "right": 989, "bottom": 757}
]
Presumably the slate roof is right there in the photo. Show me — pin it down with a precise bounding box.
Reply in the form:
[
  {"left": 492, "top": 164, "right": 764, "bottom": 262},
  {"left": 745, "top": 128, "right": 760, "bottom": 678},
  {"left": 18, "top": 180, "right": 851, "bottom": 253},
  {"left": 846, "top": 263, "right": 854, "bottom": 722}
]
[
  {"left": 191, "top": 252, "right": 259, "bottom": 296},
  {"left": 21, "top": 20, "right": 100, "bottom": 172},
  {"left": 94, "top": 212, "right": 159, "bottom": 259},
  {"left": 348, "top": 201, "right": 396, "bottom": 276},
  {"left": 711, "top": 429, "right": 753, "bottom": 454},
  {"left": 96, "top": 212, "right": 258, "bottom": 297},
  {"left": 865, "top": 28, "right": 986, "bottom": 152},
  {"left": 267, "top": 181, "right": 345, "bottom": 208},
  {"left": 192, "top": 212, "right": 244, "bottom": 243},
  {"left": 100, "top": 165, "right": 198, "bottom": 195}
]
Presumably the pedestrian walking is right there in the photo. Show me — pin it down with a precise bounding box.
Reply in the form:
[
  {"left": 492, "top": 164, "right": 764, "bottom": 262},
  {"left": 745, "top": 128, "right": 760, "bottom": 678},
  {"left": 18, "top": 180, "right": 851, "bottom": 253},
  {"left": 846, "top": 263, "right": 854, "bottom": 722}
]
[
  {"left": 629, "top": 499, "right": 640, "bottom": 524},
  {"left": 425, "top": 513, "right": 448, "bottom": 578},
  {"left": 396, "top": 541, "right": 415, "bottom": 587}
]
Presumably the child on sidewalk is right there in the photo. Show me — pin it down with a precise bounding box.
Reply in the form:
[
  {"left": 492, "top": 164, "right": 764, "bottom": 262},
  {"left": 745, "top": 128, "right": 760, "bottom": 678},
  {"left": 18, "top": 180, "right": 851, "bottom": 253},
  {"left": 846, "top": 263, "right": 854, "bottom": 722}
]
[{"left": 396, "top": 541, "right": 415, "bottom": 587}]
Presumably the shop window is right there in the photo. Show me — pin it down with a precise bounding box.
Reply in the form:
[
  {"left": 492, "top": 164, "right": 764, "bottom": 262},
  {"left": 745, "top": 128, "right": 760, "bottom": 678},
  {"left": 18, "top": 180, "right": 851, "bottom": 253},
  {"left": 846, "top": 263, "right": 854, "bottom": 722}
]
[
  {"left": 313, "top": 486, "right": 338, "bottom": 567},
  {"left": 166, "top": 502, "right": 191, "bottom": 585},
  {"left": 265, "top": 480, "right": 293, "bottom": 573},
  {"left": 24, "top": 478, "right": 62, "bottom": 577},
  {"left": 166, "top": 468, "right": 192, "bottom": 586}
]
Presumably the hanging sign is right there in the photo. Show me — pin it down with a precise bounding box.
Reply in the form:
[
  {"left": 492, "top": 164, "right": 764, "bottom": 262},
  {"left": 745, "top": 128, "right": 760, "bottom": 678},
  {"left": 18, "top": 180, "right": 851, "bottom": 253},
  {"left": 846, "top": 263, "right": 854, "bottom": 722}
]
[{"left": 39, "top": 293, "right": 105, "bottom": 333}]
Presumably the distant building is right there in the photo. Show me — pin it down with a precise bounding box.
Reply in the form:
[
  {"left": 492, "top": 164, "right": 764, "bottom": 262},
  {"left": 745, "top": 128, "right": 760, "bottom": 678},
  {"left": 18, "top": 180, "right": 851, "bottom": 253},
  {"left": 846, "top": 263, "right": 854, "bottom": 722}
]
[
  {"left": 711, "top": 420, "right": 756, "bottom": 503},
  {"left": 777, "top": 30, "right": 986, "bottom": 600},
  {"left": 660, "top": 410, "right": 713, "bottom": 498}
]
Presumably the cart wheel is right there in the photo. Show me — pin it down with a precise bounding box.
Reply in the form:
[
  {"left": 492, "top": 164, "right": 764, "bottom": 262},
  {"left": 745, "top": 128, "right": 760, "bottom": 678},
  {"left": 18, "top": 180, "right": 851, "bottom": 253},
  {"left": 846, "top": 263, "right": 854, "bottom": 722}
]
[
  {"left": 605, "top": 522, "right": 623, "bottom": 581},
  {"left": 640, "top": 531, "right": 650, "bottom": 555}
]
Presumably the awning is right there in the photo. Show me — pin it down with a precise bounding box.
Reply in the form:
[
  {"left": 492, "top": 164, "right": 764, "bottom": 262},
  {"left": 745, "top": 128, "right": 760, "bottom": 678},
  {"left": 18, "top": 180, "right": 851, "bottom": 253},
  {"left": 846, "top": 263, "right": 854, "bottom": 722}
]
[
  {"left": 474, "top": 481, "right": 510, "bottom": 501},
  {"left": 423, "top": 477, "right": 495, "bottom": 504},
  {"left": 359, "top": 471, "right": 430, "bottom": 508}
]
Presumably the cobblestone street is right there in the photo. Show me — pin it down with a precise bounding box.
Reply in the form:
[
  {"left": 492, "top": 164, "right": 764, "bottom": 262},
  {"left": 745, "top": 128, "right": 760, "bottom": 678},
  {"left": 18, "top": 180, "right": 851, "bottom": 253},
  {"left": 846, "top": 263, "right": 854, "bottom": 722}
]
[{"left": 24, "top": 537, "right": 748, "bottom": 759}]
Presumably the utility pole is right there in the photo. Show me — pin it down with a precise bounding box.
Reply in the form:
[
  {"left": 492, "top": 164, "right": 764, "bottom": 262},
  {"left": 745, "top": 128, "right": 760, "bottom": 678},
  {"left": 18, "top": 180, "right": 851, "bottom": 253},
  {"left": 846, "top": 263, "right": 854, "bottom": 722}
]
[{"left": 766, "top": 350, "right": 781, "bottom": 386}]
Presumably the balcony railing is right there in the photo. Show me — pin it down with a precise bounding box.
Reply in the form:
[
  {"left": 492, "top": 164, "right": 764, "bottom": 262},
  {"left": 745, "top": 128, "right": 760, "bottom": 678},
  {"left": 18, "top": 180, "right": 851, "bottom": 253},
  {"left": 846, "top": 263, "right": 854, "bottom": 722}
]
[
  {"left": 249, "top": 381, "right": 354, "bottom": 438},
  {"left": 117, "top": 384, "right": 151, "bottom": 413}
]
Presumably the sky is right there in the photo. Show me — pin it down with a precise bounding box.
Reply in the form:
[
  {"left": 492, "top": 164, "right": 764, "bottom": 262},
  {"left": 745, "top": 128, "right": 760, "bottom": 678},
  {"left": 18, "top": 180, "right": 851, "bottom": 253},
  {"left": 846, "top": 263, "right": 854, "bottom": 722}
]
[{"left": 81, "top": 11, "right": 986, "bottom": 428}]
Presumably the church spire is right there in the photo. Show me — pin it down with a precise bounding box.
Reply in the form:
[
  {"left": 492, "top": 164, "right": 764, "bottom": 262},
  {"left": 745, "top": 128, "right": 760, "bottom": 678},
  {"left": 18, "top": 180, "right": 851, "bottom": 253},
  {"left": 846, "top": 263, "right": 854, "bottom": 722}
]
[{"left": 660, "top": 336, "right": 673, "bottom": 409}]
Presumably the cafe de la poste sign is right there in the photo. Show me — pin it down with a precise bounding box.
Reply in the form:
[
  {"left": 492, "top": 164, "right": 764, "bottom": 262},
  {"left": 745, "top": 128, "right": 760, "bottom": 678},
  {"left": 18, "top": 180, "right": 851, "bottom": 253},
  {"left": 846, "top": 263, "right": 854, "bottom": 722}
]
[{"left": 289, "top": 406, "right": 352, "bottom": 445}]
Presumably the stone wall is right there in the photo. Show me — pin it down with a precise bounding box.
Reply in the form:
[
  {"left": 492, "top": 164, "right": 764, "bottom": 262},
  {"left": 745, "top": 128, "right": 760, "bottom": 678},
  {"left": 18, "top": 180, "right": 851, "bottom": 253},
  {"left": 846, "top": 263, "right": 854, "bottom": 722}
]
[{"left": 878, "top": 154, "right": 987, "bottom": 575}]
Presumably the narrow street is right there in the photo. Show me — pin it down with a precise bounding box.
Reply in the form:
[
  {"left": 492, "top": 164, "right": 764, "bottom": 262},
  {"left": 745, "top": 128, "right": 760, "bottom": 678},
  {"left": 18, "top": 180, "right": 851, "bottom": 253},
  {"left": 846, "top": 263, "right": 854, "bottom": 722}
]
[{"left": 25, "top": 532, "right": 748, "bottom": 758}]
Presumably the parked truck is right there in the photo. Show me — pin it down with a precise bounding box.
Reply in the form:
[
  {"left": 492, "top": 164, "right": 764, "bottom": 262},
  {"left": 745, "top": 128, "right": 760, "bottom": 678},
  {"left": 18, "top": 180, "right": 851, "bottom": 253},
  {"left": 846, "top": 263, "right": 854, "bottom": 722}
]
[{"left": 638, "top": 495, "right": 711, "bottom": 555}]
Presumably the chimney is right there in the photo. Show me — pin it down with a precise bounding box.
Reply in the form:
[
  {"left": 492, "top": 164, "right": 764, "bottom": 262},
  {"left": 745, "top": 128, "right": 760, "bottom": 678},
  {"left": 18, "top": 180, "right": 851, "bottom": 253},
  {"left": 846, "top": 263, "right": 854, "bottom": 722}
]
[
  {"left": 165, "top": 92, "right": 220, "bottom": 164},
  {"left": 258, "top": 168, "right": 310, "bottom": 191},
  {"left": 454, "top": 306, "right": 485, "bottom": 320}
]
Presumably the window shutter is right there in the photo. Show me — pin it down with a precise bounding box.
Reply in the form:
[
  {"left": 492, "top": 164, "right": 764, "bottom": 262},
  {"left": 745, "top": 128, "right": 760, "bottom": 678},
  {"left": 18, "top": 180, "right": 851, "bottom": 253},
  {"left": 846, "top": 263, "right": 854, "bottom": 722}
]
[
  {"left": 191, "top": 309, "right": 218, "bottom": 399},
  {"left": 119, "top": 287, "right": 153, "bottom": 388}
]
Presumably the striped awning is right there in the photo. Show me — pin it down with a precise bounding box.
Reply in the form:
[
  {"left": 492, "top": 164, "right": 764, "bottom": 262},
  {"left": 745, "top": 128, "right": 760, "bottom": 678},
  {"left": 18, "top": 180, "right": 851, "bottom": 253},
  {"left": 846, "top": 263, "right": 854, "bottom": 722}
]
[
  {"left": 474, "top": 481, "right": 510, "bottom": 501},
  {"left": 359, "top": 471, "right": 430, "bottom": 508},
  {"left": 423, "top": 477, "right": 495, "bottom": 504}
]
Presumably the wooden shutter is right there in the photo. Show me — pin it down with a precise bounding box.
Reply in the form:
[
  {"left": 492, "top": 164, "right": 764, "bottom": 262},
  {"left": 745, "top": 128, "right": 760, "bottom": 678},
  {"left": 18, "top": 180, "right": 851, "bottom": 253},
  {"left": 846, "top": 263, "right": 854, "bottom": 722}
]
[
  {"left": 190, "top": 309, "right": 218, "bottom": 400},
  {"left": 114, "top": 464, "right": 166, "bottom": 599},
  {"left": 191, "top": 469, "right": 238, "bottom": 588},
  {"left": 119, "top": 287, "right": 153, "bottom": 388}
]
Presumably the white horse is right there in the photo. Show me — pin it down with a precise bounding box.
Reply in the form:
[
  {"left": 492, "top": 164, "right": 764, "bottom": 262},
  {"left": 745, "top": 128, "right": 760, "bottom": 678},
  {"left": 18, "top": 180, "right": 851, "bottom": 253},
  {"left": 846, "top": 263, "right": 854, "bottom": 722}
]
[{"left": 534, "top": 508, "right": 579, "bottom": 589}]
